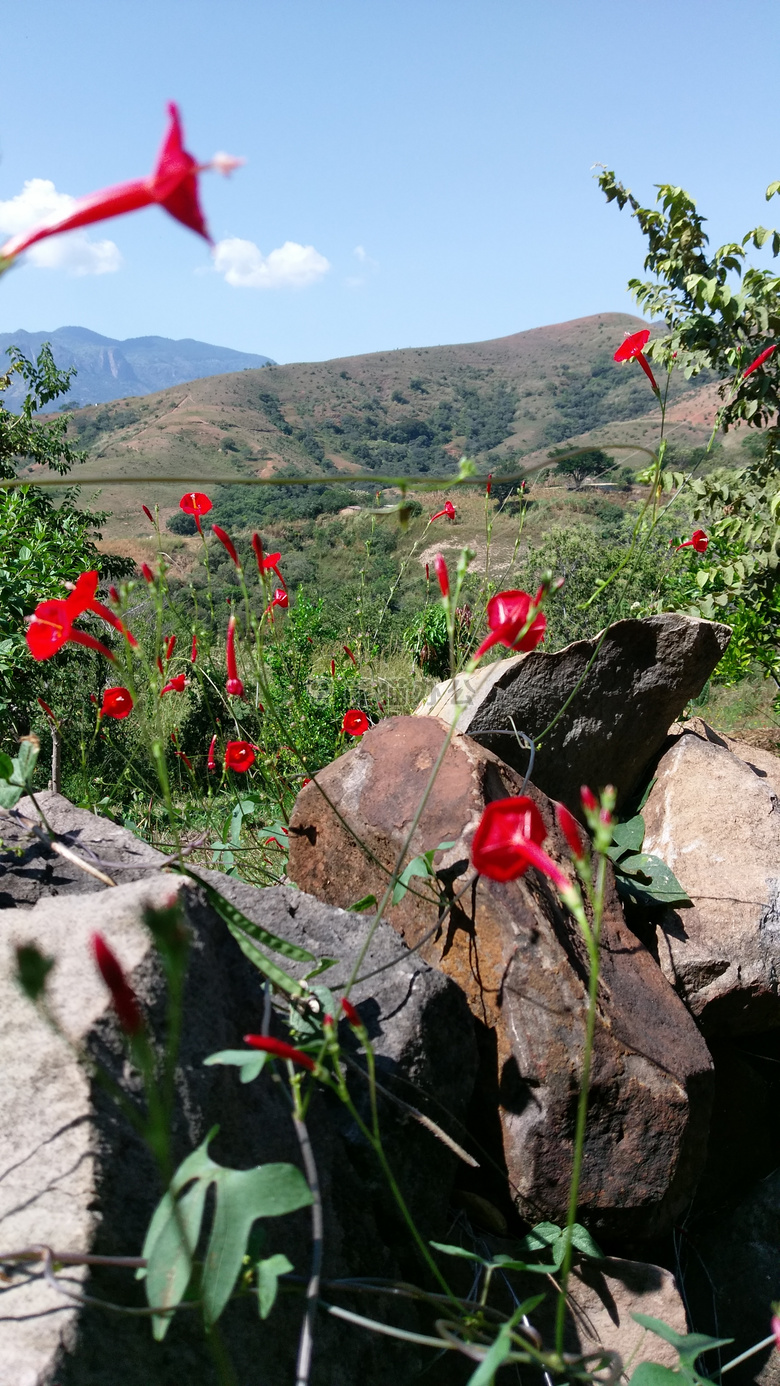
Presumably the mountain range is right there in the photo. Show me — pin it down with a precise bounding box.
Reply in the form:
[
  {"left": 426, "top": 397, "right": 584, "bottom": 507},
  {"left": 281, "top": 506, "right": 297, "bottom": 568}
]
[{"left": 0, "top": 326, "right": 274, "bottom": 408}]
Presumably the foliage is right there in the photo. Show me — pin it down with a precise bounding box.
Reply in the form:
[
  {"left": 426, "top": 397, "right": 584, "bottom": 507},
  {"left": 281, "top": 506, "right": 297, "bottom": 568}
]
[{"left": 551, "top": 446, "right": 612, "bottom": 489}]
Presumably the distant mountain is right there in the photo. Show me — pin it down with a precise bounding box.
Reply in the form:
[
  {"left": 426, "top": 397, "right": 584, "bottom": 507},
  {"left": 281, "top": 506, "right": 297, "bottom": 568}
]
[{"left": 0, "top": 326, "right": 275, "bottom": 408}]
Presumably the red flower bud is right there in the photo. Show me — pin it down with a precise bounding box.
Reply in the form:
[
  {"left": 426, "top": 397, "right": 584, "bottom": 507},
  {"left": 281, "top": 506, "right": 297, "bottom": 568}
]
[
  {"left": 225, "top": 614, "right": 244, "bottom": 696},
  {"left": 341, "top": 997, "right": 362, "bottom": 1028},
  {"left": 434, "top": 554, "right": 450, "bottom": 598},
  {"left": 207, "top": 734, "right": 218, "bottom": 772},
  {"left": 212, "top": 523, "right": 241, "bottom": 568},
  {"left": 141, "top": 563, "right": 154, "bottom": 583},
  {"left": 555, "top": 802, "right": 586, "bottom": 859},
  {"left": 243, "top": 1034, "right": 315, "bottom": 1071},
  {"left": 142, "top": 504, "right": 155, "bottom": 526},
  {"left": 91, "top": 932, "right": 142, "bottom": 1036},
  {"left": 580, "top": 785, "right": 598, "bottom": 813},
  {"left": 190, "top": 632, "right": 198, "bottom": 663}
]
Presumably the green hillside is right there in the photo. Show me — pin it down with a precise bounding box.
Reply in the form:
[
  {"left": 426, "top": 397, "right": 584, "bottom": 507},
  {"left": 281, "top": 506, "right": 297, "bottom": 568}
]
[{"left": 45, "top": 311, "right": 721, "bottom": 538}]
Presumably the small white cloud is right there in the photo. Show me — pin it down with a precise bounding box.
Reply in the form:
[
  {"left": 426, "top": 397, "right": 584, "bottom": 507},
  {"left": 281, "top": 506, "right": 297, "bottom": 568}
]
[
  {"left": 213, "top": 236, "right": 330, "bottom": 290},
  {"left": 0, "top": 178, "right": 122, "bottom": 275},
  {"left": 353, "top": 244, "right": 377, "bottom": 268},
  {"left": 345, "top": 243, "right": 378, "bottom": 288}
]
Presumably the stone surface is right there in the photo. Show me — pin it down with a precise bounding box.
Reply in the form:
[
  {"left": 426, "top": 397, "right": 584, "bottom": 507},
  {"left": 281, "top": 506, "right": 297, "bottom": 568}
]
[
  {"left": 414, "top": 614, "right": 731, "bottom": 812},
  {"left": 288, "top": 714, "right": 714, "bottom": 1239},
  {"left": 0, "top": 814, "right": 477, "bottom": 1385},
  {"left": 683, "top": 1167, "right": 780, "bottom": 1386},
  {"left": 565, "top": 1256, "right": 688, "bottom": 1372},
  {"left": 0, "top": 790, "right": 165, "bottom": 908},
  {"left": 642, "top": 720, "right": 780, "bottom": 1034}
]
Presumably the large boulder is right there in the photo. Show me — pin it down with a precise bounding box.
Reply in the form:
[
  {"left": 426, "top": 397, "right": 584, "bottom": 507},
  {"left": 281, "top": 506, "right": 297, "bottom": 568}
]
[
  {"left": 641, "top": 720, "right": 780, "bottom": 1034},
  {"left": 287, "top": 715, "right": 714, "bottom": 1240},
  {"left": 0, "top": 800, "right": 478, "bottom": 1386},
  {"left": 414, "top": 614, "right": 730, "bottom": 812}
]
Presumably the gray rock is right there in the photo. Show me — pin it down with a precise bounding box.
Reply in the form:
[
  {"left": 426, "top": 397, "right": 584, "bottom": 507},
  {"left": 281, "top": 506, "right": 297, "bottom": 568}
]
[
  {"left": 414, "top": 614, "right": 731, "bottom": 812},
  {"left": 642, "top": 721, "right": 780, "bottom": 1034},
  {"left": 0, "top": 791, "right": 165, "bottom": 908},
  {"left": 0, "top": 813, "right": 477, "bottom": 1385},
  {"left": 288, "top": 715, "right": 714, "bottom": 1240}
]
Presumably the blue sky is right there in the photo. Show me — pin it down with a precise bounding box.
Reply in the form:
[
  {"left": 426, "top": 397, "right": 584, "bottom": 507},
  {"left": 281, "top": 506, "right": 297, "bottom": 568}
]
[{"left": 2, "top": 0, "right": 780, "bottom": 365}]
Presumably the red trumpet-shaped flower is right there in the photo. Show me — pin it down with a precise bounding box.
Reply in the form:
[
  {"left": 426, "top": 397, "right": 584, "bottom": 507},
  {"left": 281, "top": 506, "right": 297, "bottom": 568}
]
[
  {"left": 613, "top": 328, "right": 659, "bottom": 393},
  {"left": 342, "top": 709, "right": 370, "bottom": 736},
  {"left": 343, "top": 645, "right": 357, "bottom": 665},
  {"left": 742, "top": 344, "right": 777, "bottom": 380},
  {"left": 212, "top": 524, "right": 241, "bottom": 569},
  {"left": 242, "top": 1034, "right": 316, "bottom": 1071},
  {"left": 161, "top": 672, "right": 187, "bottom": 695},
  {"left": 179, "top": 491, "right": 212, "bottom": 536},
  {"left": 434, "top": 554, "right": 450, "bottom": 598},
  {"left": 431, "top": 500, "right": 456, "bottom": 522},
  {"left": 100, "top": 686, "right": 134, "bottom": 720},
  {"left": 225, "top": 740, "right": 255, "bottom": 772},
  {"left": 164, "top": 634, "right": 176, "bottom": 662},
  {"left": 0, "top": 104, "right": 242, "bottom": 269},
  {"left": 142, "top": 505, "right": 155, "bottom": 526},
  {"left": 91, "top": 932, "right": 143, "bottom": 1036},
  {"left": 226, "top": 614, "right": 244, "bottom": 696},
  {"left": 207, "top": 734, "right": 218, "bottom": 772},
  {"left": 26, "top": 596, "right": 116, "bottom": 663},
  {"left": 37, "top": 697, "right": 57, "bottom": 723},
  {"left": 141, "top": 562, "right": 155, "bottom": 583},
  {"left": 253, "top": 539, "right": 286, "bottom": 588},
  {"left": 190, "top": 632, "right": 198, "bottom": 663},
  {"left": 470, "top": 796, "right": 548, "bottom": 882},
  {"left": 675, "top": 529, "right": 708, "bottom": 554},
  {"left": 472, "top": 589, "right": 546, "bottom": 662},
  {"left": 263, "top": 587, "right": 288, "bottom": 619}
]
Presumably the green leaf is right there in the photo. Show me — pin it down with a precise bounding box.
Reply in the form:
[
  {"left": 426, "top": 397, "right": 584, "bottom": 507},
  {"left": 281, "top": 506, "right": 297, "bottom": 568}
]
[
  {"left": 629, "top": 1364, "right": 684, "bottom": 1386},
  {"left": 609, "top": 814, "right": 645, "bottom": 855},
  {"left": 349, "top": 894, "right": 378, "bottom": 913},
  {"left": 0, "top": 781, "right": 23, "bottom": 809},
  {"left": 15, "top": 737, "right": 39, "bottom": 783},
  {"left": 615, "top": 853, "right": 692, "bottom": 907},
  {"left": 466, "top": 1301, "right": 541, "bottom": 1385},
  {"left": 194, "top": 874, "right": 316, "bottom": 964},
  {"left": 203, "top": 1049, "right": 269, "bottom": 1083},
  {"left": 0, "top": 752, "right": 14, "bottom": 780},
  {"left": 430, "top": 1240, "right": 487, "bottom": 1266},
  {"left": 632, "top": 1314, "right": 733, "bottom": 1364},
  {"left": 569, "top": 1223, "right": 604, "bottom": 1259},
  {"left": 391, "top": 853, "right": 436, "bottom": 906},
  {"left": 256, "top": 1253, "right": 293, "bottom": 1319},
  {"left": 140, "top": 1128, "right": 312, "bottom": 1336}
]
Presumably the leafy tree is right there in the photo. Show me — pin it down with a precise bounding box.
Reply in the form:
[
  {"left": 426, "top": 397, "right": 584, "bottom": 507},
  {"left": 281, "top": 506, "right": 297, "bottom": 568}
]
[{"left": 551, "top": 446, "right": 612, "bottom": 489}]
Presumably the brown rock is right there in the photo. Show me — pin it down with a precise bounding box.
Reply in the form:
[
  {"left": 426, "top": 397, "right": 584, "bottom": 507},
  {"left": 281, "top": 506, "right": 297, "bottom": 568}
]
[
  {"left": 288, "top": 716, "right": 714, "bottom": 1238},
  {"left": 566, "top": 1257, "right": 689, "bottom": 1373},
  {"left": 413, "top": 614, "right": 731, "bottom": 813},
  {"left": 642, "top": 721, "right": 780, "bottom": 1034}
]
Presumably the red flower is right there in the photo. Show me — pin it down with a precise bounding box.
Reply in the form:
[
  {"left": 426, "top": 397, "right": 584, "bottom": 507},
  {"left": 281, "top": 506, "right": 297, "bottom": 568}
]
[
  {"left": 675, "top": 529, "right": 708, "bottom": 554},
  {"left": 580, "top": 785, "right": 598, "bottom": 814},
  {"left": 207, "top": 734, "right": 218, "bottom": 772},
  {"left": 343, "top": 645, "right": 357, "bottom": 664},
  {"left": 91, "top": 932, "right": 143, "bottom": 1036},
  {"left": 212, "top": 524, "right": 241, "bottom": 569},
  {"left": 330, "top": 658, "right": 336, "bottom": 677},
  {"left": 431, "top": 500, "right": 456, "bottom": 522},
  {"left": 225, "top": 740, "right": 255, "bottom": 772},
  {"left": 142, "top": 504, "right": 155, "bottom": 526},
  {"left": 486, "top": 473, "right": 492, "bottom": 497},
  {"left": 190, "top": 632, "right": 198, "bottom": 663},
  {"left": 614, "top": 328, "right": 659, "bottom": 392},
  {"left": 342, "top": 709, "right": 370, "bottom": 736},
  {"left": 0, "top": 104, "right": 240, "bottom": 267},
  {"left": 263, "top": 586, "right": 289, "bottom": 619},
  {"left": 161, "top": 672, "right": 187, "bottom": 695},
  {"left": 108, "top": 585, "right": 120, "bottom": 605},
  {"left": 243, "top": 1034, "right": 315, "bottom": 1071},
  {"left": 141, "top": 562, "right": 155, "bottom": 583},
  {"left": 226, "top": 614, "right": 244, "bottom": 696},
  {"left": 742, "top": 344, "right": 777, "bottom": 380},
  {"left": 179, "top": 491, "right": 212, "bottom": 536},
  {"left": 473, "top": 590, "right": 546, "bottom": 662},
  {"left": 555, "top": 802, "right": 586, "bottom": 860},
  {"left": 256, "top": 546, "right": 285, "bottom": 586},
  {"left": 26, "top": 599, "right": 115, "bottom": 663},
  {"left": 341, "top": 997, "right": 363, "bottom": 1028},
  {"left": 471, "top": 796, "right": 547, "bottom": 882},
  {"left": 100, "top": 686, "right": 134, "bottom": 720},
  {"left": 165, "top": 634, "right": 176, "bottom": 662},
  {"left": 37, "top": 697, "right": 57, "bottom": 722},
  {"left": 772, "top": 1314, "right": 780, "bottom": 1352},
  {"left": 434, "top": 554, "right": 450, "bottom": 598}
]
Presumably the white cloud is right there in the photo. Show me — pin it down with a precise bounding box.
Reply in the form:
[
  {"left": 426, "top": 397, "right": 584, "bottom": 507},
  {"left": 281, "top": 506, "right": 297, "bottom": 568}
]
[
  {"left": 345, "top": 243, "right": 378, "bottom": 288},
  {"left": 213, "top": 236, "right": 330, "bottom": 290},
  {"left": 0, "top": 178, "right": 122, "bottom": 275}
]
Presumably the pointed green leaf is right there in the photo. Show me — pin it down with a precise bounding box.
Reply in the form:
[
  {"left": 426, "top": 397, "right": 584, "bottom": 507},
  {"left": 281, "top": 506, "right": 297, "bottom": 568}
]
[
  {"left": 632, "top": 1314, "right": 733, "bottom": 1362},
  {"left": 203, "top": 1049, "right": 269, "bottom": 1083},
  {"left": 569, "top": 1223, "right": 604, "bottom": 1259},
  {"left": 430, "top": 1240, "right": 487, "bottom": 1265},
  {"left": 203, "top": 1163, "right": 312, "bottom": 1324},
  {"left": 256, "top": 1253, "right": 293, "bottom": 1319},
  {"left": 610, "top": 815, "right": 645, "bottom": 855},
  {"left": 629, "top": 1364, "right": 684, "bottom": 1386}
]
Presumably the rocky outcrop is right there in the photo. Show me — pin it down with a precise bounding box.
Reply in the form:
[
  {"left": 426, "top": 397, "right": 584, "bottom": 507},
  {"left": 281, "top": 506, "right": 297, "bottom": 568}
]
[
  {"left": 414, "top": 614, "right": 730, "bottom": 812},
  {"left": 287, "top": 715, "right": 714, "bottom": 1239},
  {"left": 0, "top": 804, "right": 477, "bottom": 1386},
  {"left": 641, "top": 721, "right": 780, "bottom": 1034}
]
